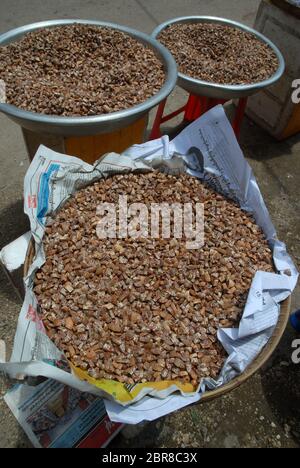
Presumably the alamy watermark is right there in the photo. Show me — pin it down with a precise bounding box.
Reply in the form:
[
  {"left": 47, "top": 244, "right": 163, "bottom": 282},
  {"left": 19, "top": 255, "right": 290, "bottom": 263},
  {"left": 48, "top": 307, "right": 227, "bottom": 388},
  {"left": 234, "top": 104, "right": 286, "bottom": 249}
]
[
  {"left": 96, "top": 195, "right": 204, "bottom": 250},
  {"left": 291, "top": 79, "right": 300, "bottom": 104},
  {"left": 292, "top": 339, "right": 300, "bottom": 364},
  {"left": 0, "top": 80, "right": 6, "bottom": 103}
]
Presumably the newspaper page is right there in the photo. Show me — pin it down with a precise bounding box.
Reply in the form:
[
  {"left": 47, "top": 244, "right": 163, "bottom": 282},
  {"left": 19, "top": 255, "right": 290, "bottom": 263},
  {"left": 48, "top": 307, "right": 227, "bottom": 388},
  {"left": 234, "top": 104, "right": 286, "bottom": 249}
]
[{"left": 4, "top": 379, "right": 122, "bottom": 448}]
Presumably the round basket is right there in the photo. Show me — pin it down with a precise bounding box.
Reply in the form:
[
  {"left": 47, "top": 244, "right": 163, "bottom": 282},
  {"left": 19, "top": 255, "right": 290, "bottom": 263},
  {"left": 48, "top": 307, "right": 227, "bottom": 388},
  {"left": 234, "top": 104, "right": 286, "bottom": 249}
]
[{"left": 24, "top": 238, "right": 291, "bottom": 402}]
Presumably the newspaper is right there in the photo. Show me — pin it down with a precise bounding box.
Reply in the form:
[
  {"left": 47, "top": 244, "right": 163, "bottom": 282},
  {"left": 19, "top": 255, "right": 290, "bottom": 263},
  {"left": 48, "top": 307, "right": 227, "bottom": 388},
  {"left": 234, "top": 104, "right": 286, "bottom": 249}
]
[
  {"left": 4, "top": 378, "right": 122, "bottom": 448},
  {"left": 0, "top": 106, "right": 298, "bottom": 424}
]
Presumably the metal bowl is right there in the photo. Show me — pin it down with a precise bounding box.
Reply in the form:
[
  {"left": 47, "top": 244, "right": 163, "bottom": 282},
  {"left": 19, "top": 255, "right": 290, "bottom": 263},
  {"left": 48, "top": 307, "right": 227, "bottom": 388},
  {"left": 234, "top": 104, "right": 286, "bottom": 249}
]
[
  {"left": 0, "top": 19, "right": 178, "bottom": 136},
  {"left": 152, "top": 16, "right": 285, "bottom": 100}
]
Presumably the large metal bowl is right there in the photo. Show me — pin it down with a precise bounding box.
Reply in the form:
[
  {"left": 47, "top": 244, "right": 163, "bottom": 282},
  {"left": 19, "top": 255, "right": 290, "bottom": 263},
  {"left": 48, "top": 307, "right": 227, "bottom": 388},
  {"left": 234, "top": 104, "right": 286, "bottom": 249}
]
[
  {"left": 0, "top": 19, "right": 178, "bottom": 136},
  {"left": 152, "top": 16, "right": 285, "bottom": 100}
]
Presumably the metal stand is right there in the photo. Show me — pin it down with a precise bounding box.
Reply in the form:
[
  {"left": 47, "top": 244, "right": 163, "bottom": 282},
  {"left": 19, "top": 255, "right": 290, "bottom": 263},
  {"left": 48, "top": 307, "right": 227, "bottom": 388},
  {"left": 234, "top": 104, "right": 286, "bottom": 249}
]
[{"left": 149, "top": 94, "right": 248, "bottom": 140}]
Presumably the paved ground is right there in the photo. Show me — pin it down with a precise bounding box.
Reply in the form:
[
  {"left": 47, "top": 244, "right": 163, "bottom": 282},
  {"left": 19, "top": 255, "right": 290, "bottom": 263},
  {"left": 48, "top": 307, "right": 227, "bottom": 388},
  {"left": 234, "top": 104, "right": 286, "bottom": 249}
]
[{"left": 0, "top": 0, "right": 299, "bottom": 449}]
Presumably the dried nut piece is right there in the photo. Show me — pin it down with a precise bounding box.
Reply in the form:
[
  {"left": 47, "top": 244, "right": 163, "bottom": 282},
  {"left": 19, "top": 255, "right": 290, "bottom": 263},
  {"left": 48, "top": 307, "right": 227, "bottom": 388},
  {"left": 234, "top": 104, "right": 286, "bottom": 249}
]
[
  {"left": 35, "top": 172, "right": 275, "bottom": 386},
  {"left": 65, "top": 317, "right": 74, "bottom": 330}
]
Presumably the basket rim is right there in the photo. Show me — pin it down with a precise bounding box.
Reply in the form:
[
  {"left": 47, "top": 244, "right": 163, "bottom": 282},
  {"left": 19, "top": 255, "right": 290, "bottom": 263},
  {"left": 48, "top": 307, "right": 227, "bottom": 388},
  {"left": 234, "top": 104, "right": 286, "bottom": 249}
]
[{"left": 24, "top": 237, "right": 291, "bottom": 402}]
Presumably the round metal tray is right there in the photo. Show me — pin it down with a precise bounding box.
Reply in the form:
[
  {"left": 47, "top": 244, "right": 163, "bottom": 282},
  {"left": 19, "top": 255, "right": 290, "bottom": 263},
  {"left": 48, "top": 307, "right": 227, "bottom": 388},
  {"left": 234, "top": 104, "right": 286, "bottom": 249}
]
[
  {"left": 0, "top": 19, "right": 178, "bottom": 136},
  {"left": 152, "top": 16, "right": 285, "bottom": 100}
]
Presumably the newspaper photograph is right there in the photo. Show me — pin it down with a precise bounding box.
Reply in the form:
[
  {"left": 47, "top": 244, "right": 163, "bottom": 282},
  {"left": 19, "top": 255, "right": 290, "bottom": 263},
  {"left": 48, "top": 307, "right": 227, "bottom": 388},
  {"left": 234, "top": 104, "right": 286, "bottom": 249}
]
[{"left": 4, "top": 377, "right": 122, "bottom": 448}]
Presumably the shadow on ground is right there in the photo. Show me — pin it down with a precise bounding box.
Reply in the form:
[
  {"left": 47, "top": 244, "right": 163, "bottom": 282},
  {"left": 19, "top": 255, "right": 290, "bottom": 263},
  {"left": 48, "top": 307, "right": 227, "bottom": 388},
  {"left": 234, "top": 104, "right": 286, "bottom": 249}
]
[
  {"left": 261, "top": 325, "right": 300, "bottom": 446},
  {"left": 241, "top": 123, "right": 300, "bottom": 162},
  {"left": 0, "top": 199, "right": 29, "bottom": 303},
  {"left": 0, "top": 199, "right": 29, "bottom": 250}
]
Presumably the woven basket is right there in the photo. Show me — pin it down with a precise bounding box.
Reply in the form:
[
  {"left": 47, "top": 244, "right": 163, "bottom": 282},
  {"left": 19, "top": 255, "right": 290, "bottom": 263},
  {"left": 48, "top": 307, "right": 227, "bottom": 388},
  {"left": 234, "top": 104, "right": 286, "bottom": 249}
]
[{"left": 24, "top": 238, "right": 291, "bottom": 402}]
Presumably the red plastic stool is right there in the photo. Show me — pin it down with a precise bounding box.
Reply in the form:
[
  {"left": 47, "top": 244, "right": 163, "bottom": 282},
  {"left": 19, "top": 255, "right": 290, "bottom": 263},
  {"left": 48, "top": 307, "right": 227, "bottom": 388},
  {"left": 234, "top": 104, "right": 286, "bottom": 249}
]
[{"left": 149, "top": 94, "right": 248, "bottom": 141}]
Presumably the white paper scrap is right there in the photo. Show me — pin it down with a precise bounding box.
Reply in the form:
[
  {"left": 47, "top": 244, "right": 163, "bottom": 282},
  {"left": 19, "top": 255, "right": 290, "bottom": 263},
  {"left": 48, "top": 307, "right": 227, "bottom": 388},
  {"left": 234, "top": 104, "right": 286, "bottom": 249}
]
[{"left": 105, "top": 393, "right": 201, "bottom": 424}]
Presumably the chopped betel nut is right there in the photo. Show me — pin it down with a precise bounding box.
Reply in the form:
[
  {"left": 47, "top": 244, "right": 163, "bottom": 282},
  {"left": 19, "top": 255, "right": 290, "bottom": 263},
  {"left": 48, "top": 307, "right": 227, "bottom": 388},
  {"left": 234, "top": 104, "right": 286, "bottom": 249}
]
[
  {"left": 0, "top": 24, "right": 165, "bottom": 116},
  {"left": 34, "top": 172, "right": 274, "bottom": 387},
  {"left": 158, "top": 22, "right": 279, "bottom": 85}
]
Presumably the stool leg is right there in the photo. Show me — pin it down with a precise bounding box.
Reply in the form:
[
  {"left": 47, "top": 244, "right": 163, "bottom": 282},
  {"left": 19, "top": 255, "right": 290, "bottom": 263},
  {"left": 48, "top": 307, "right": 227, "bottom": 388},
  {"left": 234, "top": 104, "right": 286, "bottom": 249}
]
[
  {"left": 198, "top": 96, "right": 214, "bottom": 116},
  {"left": 184, "top": 96, "right": 248, "bottom": 138},
  {"left": 185, "top": 95, "right": 208, "bottom": 122},
  {"left": 232, "top": 97, "right": 248, "bottom": 139},
  {"left": 149, "top": 99, "right": 167, "bottom": 140},
  {"left": 192, "top": 96, "right": 203, "bottom": 119},
  {"left": 184, "top": 95, "right": 198, "bottom": 122}
]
